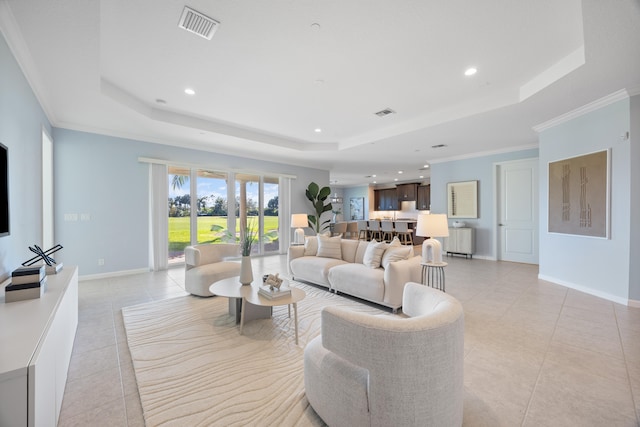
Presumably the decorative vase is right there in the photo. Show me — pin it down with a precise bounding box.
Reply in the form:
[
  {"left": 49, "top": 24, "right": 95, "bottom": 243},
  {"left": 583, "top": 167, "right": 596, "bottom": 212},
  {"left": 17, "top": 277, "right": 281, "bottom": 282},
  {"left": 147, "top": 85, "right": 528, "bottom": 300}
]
[{"left": 239, "top": 255, "right": 253, "bottom": 285}]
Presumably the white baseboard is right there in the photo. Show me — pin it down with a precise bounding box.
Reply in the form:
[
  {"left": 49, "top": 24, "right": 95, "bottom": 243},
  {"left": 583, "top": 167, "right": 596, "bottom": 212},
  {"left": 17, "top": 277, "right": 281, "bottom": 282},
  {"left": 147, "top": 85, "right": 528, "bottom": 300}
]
[
  {"left": 628, "top": 299, "right": 640, "bottom": 308},
  {"left": 444, "top": 254, "right": 495, "bottom": 261},
  {"left": 538, "top": 274, "right": 633, "bottom": 306},
  {"left": 80, "top": 268, "right": 150, "bottom": 282},
  {"left": 473, "top": 255, "right": 496, "bottom": 261}
]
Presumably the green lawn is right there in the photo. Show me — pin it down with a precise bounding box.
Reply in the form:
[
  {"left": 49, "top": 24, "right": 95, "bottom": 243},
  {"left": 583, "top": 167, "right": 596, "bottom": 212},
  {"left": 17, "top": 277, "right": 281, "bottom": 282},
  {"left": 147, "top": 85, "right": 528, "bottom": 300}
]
[{"left": 169, "top": 216, "right": 279, "bottom": 253}]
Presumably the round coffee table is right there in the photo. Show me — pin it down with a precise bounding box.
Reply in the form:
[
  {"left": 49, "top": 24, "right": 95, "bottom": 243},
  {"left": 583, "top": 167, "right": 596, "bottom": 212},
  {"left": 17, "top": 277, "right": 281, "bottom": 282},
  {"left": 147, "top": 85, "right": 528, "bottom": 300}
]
[{"left": 210, "top": 277, "right": 306, "bottom": 344}]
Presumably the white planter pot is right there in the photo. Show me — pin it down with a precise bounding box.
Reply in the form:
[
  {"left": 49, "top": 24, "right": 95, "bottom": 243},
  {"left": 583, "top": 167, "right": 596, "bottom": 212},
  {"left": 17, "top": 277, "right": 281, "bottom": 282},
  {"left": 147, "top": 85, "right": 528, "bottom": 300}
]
[{"left": 239, "top": 256, "right": 253, "bottom": 285}]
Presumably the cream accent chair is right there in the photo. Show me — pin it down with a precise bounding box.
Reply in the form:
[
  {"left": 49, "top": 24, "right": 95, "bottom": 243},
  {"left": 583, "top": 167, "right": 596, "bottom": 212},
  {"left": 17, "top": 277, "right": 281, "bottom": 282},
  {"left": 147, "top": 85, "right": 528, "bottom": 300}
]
[
  {"left": 184, "top": 243, "right": 241, "bottom": 297},
  {"left": 304, "top": 282, "right": 464, "bottom": 427}
]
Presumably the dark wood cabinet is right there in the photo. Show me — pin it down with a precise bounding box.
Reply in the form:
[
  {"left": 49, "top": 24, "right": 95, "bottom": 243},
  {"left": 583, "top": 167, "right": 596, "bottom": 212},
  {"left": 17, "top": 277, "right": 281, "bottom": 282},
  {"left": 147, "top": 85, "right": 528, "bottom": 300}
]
[
  {"left": 396, "top": 183, "right": 417, "bottom": 202},
  {"left": 417, "top": 185, "right": 431, "bottom": 210},
  {"left": 374, "top": 188, "right": 398, "bottom": 210}
]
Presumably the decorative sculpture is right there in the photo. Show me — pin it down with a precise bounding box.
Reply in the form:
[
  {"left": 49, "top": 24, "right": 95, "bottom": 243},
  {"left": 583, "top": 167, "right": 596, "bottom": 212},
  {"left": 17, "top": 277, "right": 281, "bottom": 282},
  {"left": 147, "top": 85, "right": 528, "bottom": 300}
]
[
  {"left": 264, "top": 273, "right": 284, "bottom": 290},
  {"left": 22, "top": 244, "right": 63, "bottom": 266}
]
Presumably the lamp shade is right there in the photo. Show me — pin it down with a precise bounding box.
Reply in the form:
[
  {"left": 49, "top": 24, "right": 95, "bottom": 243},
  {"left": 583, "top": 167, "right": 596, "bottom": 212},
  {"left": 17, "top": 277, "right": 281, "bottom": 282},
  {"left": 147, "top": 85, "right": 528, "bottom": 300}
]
[
  {"left": 291, "top": 214, "right": 308, "bottom": 228},
  {"left": 416, "top": 214, "right": 449, "bottom": 238}
]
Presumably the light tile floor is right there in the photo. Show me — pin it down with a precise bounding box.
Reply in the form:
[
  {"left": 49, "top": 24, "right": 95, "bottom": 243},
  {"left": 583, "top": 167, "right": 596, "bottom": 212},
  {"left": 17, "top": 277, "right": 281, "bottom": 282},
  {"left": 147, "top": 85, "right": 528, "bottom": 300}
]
[{"left": 58, "top": 255, "right": 640, "bottom": 426}]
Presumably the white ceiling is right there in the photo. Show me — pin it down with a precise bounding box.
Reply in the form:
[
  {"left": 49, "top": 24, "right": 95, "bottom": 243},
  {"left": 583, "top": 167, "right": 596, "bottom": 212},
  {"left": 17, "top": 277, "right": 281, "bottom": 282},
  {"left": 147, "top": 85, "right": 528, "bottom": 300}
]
[{"left": 1, "top": 0, "right": 639, "bottom": 186}]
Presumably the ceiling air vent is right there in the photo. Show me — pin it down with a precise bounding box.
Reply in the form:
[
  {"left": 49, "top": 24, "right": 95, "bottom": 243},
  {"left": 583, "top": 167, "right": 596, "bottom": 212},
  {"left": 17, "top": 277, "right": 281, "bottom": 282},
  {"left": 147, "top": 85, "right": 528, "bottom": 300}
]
[
  {"left": 431, "top": 144, "right": 447, "bottom": 149},
  {"left": 178, "top": 6, "right": 219, "bottom": 40},
  {"left": 374, "top": 108, "right": 396, "bottom": 117}
]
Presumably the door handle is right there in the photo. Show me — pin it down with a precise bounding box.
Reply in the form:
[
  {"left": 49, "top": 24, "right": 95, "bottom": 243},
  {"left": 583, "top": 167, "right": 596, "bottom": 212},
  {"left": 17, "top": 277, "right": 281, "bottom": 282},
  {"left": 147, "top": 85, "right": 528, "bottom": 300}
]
[{"left": 498, "top": 224, "right": 505, "bottom": 226}]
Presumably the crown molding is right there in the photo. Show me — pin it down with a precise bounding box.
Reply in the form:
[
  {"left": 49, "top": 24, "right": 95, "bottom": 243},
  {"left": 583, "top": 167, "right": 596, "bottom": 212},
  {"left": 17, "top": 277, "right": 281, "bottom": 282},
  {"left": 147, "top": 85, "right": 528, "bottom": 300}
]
[
  {"left": 428, "top": 143, "right": 538, "bottom": 165},
  {"left": 0, "top": 1, "right": 58, "bottom": 125},
  {"left": 532, "top": 89, "right": 630, "bottom": 133}
]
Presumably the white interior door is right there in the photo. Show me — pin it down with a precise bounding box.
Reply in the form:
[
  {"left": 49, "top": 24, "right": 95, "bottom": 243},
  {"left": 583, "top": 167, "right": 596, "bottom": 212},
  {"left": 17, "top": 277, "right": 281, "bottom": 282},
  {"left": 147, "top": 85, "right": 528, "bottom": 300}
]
[{"left": 497, "top": 158, "right": 538, "bottom": 264}]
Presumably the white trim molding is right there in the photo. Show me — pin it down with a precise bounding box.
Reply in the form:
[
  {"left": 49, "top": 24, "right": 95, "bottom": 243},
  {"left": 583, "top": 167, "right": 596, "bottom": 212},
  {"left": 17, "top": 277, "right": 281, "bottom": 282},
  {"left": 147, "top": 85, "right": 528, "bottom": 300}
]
[
  {"left": 533, "top": 89, "right": 630, "bottom": 133},
  {"left": 137, "top": 157, "right": 297, "bottom": 180},
  {"left": 539, "top": 273, "right": 634, "bottom": 306}
]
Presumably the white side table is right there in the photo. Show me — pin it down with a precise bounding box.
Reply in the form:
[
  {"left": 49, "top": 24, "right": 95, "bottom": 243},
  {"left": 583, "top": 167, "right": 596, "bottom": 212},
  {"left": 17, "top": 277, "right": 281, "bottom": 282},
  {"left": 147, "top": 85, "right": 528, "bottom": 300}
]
[{"left": 421, "top": 262, "right": 447, "bottom": 292}]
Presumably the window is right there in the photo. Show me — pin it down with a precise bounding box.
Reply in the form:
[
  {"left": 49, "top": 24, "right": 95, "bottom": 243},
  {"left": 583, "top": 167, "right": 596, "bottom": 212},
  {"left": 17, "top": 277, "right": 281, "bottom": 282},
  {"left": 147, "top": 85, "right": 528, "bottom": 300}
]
[
  {"left": 168, "top": 167, "right": 191, "bottom": 264},
  {"left": 167, "top": 167, "right": 280, "bottom": 264},
  {"left": 196, "top": 169, "right": 229, "bottom": 243}
]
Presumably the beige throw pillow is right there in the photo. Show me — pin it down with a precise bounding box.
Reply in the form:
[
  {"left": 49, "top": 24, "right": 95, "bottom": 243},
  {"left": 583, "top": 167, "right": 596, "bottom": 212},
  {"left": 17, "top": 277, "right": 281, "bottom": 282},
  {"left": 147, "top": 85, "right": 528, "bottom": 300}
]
[
  {"left": 388, "top": 236, "right": 401, "bottom": 247},
  {"left": 363, "top": 240, "right": 388, "bottom": 268},
  {"left": 381, "top": 246, "right": 413, "bottom": 269},
  {"left": 303, "top": 236, "right": 318, "bottom": 256},
  {"left": 316, "top": 235, "right": 342, "bottom": 259}
]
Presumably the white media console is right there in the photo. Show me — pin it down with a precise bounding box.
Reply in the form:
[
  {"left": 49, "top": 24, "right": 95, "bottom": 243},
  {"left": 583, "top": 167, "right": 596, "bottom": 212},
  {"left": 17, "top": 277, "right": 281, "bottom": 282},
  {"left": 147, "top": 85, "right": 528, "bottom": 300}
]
[{"left": 0, "top": 266, "right": 78, "bottom": 426}]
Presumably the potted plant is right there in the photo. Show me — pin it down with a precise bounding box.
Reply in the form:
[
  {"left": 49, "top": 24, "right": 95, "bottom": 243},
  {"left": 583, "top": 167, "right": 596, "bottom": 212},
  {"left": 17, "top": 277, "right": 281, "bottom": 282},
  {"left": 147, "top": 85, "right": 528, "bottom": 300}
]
[
  {"left": 241, "top": 222, "right": 258, "bottom": 256},
  {"left": 305, "top": 182, "right": 333, "bottom": 234},
  {"left": 239, "top": 220, "right": 257, "bottom": 285}
]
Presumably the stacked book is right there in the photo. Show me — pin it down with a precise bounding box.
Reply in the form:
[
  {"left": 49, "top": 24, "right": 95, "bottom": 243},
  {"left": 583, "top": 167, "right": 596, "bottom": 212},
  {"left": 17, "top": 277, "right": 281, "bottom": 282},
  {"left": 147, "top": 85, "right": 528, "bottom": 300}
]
[
  {"left": 46, "top": 262, "right": 63, "bottom": 275},
  {"left": 258, "top": 284, "right": 291, "bottom": 300},
  {"left": 5, "top": 265, "right": 47, "bottom": 303}
]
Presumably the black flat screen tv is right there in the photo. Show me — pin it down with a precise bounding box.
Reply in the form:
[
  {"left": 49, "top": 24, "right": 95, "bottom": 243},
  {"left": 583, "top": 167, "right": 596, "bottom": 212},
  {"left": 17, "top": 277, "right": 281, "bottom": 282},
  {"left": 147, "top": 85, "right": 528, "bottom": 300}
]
[{"left": 0, "top": 142, "right": 9, "bottom": 237}]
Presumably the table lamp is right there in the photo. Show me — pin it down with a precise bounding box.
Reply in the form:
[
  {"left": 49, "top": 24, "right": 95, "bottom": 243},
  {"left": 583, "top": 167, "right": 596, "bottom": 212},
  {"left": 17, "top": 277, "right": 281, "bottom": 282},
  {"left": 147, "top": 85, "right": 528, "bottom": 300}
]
[
  {"left": 415, "top": 213, "right": 449, "bottom": 264},
  {"left": 291, "top": 214, "right": 308, "bottom": 245}
]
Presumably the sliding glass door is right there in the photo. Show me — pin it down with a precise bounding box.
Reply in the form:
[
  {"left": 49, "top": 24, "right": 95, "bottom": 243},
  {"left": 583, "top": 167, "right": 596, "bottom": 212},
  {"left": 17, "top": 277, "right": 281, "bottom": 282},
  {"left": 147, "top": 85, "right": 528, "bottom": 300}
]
[
  {"left": 168, "top": 166, "right": 191, "bottom": 264},
  {"left": 168, "top": 166, "right": 280, "bottom": 264},
  {"left": 196, "top": 169, "right": 229, "bottom": 244}
]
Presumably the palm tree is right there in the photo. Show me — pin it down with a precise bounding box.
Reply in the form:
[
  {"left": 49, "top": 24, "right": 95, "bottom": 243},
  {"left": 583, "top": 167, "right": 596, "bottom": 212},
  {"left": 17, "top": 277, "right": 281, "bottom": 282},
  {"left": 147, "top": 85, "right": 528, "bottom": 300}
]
[{"left": 171, "top": 174, "right": 187, "bottom": 190}]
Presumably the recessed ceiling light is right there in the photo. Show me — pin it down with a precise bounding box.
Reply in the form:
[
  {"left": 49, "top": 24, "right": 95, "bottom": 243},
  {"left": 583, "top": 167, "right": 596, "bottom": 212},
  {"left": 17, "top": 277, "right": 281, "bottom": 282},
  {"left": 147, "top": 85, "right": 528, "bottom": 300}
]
[
  {"left": 372, "top": 174, "right": 377, "bottom": 178},
  {"left": 373, "top": 181, "right": 377, "bottom": 184},
  {"left": 423, "top": 164, "right": 430, "bottom": 168},
  {"left": 394, "top": 178, "right": 398, "bottom": 181},
  {"left": 464, "top": 67, "right": 477, "bottom": 76},
  {"left": 419, "top": 175, "right": 424, "bottom": 179},
  {"left": 314, "top": 128, "right": 322, "bottom": 133},
  {"left": 184, "top": 88, "right": 195, "bottom": 95},
  {"left": 398, "top": 170, "right": 403, "bottom": 174},
  {"left": 311, "top": 23, "right": 321, "bottom": 31}
]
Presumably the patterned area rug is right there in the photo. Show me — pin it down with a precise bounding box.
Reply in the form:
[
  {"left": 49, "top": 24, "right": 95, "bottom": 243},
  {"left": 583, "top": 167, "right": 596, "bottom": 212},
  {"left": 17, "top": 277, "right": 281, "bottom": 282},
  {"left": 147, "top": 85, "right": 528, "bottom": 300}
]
[{"left": 122, "top": 281, "right": 388, "bottom": 426}]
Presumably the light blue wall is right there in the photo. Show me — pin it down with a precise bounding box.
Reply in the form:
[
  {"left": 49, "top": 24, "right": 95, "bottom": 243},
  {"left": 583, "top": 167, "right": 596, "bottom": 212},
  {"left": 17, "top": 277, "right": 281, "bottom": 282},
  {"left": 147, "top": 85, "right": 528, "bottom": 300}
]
[
  {"left": 0, "top": 31, "right": 52, "bottom": 281},
  {"left": 430, "top": 148, "right": 538, "bottom": 258},
  {"left": 328, "top": 185, "right": 370, "bottom": 222},
  {"left": 344, "top": 186, "right": 370, "bottom": 221},
  {"left": 53, "top": 129, "right": 329, "bottom": 276},
  {"left": 538, "top": 98, "right": 631, "bottom": 303},
  {"left": 630, "top": 95, "right": 640, "bottom": 300}
]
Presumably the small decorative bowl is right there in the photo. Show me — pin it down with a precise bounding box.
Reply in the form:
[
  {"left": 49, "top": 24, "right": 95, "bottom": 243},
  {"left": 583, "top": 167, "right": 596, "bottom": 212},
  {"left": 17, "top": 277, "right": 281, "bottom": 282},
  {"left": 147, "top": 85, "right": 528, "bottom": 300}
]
[{"left": 452, "top": 221, "right": 466, "bottom": 228}]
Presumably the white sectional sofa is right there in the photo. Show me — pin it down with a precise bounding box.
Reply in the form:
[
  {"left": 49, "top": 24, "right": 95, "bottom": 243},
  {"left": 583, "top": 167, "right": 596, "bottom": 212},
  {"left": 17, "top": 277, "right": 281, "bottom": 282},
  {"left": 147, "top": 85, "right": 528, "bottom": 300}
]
[{"left": 288, "top": 235, "right": 422, "bottom": 311}]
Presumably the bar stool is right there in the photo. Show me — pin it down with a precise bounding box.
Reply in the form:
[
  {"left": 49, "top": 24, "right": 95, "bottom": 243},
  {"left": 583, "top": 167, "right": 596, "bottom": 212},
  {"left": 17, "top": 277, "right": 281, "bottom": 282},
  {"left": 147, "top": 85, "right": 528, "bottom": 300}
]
[
  {"left": 332, "top": 222, "right": 347, "bottom": 237},
  {"left": 357, "top": 220, "right": 369, "bottom": 241},
  {"left": 394, "top": 221, "right": 414, "bottom": 246},
  {"left": 381, "top": 220, "right": 395, "bottom": 243},
  {"left": 368, "top": 220, "right": 382, "bottom": 241},
  {"left": 346, "top": 221, "right": 358, "bottom": 239}
]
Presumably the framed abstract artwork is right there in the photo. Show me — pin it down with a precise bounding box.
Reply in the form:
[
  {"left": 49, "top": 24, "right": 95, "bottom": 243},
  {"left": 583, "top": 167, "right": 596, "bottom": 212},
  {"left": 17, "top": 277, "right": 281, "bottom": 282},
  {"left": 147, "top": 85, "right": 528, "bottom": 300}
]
[
  {"left": 447, "top": 180, "right": 478, "bottom": 219},
  {"left": 548, "top": 149, "right": 609, "bottom": 238},
  {"left": 350, "top": 197, "right": 364, "bottom": 220}
]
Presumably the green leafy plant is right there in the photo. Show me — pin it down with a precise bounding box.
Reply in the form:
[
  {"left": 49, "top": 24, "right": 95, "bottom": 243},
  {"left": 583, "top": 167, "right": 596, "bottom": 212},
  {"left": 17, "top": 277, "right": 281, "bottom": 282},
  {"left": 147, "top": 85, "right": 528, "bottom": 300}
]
[
  {"left": 240, "top": 220, "right": 258, "bottom": 256},
  {"left": 305, "top": 182, "right": 333, "bottom": 233}
]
